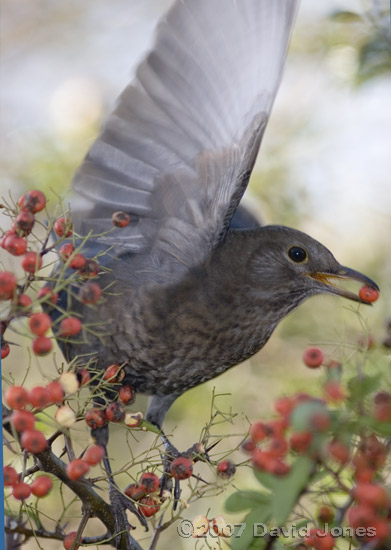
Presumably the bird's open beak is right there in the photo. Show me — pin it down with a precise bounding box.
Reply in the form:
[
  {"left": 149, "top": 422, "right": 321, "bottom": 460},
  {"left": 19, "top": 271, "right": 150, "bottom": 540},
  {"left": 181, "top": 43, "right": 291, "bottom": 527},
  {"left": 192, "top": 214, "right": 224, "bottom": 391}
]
[{"left": 309, "top": 266, "right": 379, "bottom": 304}]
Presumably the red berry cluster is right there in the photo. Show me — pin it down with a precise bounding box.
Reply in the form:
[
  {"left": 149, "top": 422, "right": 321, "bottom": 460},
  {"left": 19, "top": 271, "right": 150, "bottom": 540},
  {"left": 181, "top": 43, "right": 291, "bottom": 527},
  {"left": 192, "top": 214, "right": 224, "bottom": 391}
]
[
  {"left": 242, "top": 346, "right": 391, "bottom": 548},
  {"left": 124, "top": 471, "right": 161, "bottom": 518},
  {"left": 66, "top": 445, "right": 105, "bottom": 481},
  {"left": 4, "top": 465, "right": 53, "bottom": 501}
]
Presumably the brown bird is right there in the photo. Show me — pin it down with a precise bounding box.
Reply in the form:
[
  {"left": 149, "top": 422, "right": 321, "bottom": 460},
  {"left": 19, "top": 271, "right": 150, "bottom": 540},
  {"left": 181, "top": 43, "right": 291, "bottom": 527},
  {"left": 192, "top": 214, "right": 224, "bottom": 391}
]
[{"left": 53, "top": 0, "right": 378, "bottom": 546}]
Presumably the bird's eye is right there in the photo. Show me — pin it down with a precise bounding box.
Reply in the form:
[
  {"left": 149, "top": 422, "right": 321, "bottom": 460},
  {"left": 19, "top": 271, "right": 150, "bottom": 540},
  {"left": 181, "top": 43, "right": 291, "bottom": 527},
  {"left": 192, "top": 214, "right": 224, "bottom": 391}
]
[{"left": 288, "top": 246, "right": 308, "bottom": 263}]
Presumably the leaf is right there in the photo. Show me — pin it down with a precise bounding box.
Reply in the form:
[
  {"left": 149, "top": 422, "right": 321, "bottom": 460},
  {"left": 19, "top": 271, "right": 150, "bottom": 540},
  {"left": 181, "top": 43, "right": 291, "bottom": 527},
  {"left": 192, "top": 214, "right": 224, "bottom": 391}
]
[
  {"left": 225, "top": 490, "right": 271, "bottom": 513},
  {"left": 253, "top": 469, "right": 279, "bottom": 491},
  {"left": 347, "top": 375, "right": 380, "bottom": 404},
  {"left": 271, "top": 456, "right": 315, "bottom": 524},
  {"left": 231, "top": 506, "right": 271, "bottom": 550},
  {"left": 329, "top": 10, "right": 362, "bottom": 22}
]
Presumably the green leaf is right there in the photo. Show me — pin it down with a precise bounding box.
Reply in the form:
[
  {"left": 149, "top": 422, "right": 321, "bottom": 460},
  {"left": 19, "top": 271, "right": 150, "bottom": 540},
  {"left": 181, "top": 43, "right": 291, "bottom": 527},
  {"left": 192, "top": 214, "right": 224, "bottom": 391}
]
[
  {"left": 348, "top": 375, "right": 380, "bottom": 404},
  {"left": 271, "top": 456, "right": 315, "bottom": 524},
  {"left": 231, "top": 506, "right": 271, "bottom": 550},
  {"left": 253, "top": 469, "right": 279, "bottom": 491},
  {"left": 225, "top": 490, "right": 271, "bottom": 512}
]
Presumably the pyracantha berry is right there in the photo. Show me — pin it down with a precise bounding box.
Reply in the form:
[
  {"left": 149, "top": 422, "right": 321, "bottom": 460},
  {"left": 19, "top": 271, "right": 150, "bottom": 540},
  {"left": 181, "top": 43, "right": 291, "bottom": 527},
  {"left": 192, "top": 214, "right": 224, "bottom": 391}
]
[
  {"left": 18, "top": 190, "right": 46, "bottom": 213},
  {"left": 59, "top": 317, "right": 82, "bottom": 337},
  {"left": 217, "top": 460, "right": 236, "bottom": 479},
  {"left": 31, "top": 475, "right": 53, "bottom": 497},
  {"left": 112, "top": 211, "right": 131, "bottom": 228},
  {"left": 12, "top": 482, "right": 32, "bottom": 501},
  {"left": 54, "top": 218, "right": 73, "bottom": 237},
  {"left": 302, "top": 347, "right": 325, "bottom": 368},
  {"left": 21, "top": 251, "right": 42, "bottom": 273},
  {"left": 85, "top": 409, "right": 107, "bottom": 429},
  {"left": 106, "top": 402, "right": 126, "bottom": 423},
  {"left": 139, "top": 472, "right": 160, "bottom": 493},
  {"left": 32, "top": 336, "right": 52, "bottom": 355},
  {"left": 29, "top": 313, "right": 52, "bottom": 336},
  {"left": 66, "top": 459, "right": 90, "bottom": 480},
  {"left": 21, "top": 429, "right": 47, "bottom": 453},
  {"left": 5, "top": 386, "right": 28, "bottom": 410},
  {"left": 0, "top": 271, "right": 17, "bottom": 300},
  {"left": 170, "top": 456, "right": 193, "bottom": 480}
]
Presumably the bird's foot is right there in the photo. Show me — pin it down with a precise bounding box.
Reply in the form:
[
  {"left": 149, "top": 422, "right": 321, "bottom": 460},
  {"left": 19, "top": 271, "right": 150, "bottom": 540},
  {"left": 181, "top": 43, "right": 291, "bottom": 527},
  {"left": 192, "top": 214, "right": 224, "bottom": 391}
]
[
  {"left": 109, "top": 483, "right": 147, "bottom": 550},
  {"left": 159, "top": 436, "right": 213, "bottom": 510}
]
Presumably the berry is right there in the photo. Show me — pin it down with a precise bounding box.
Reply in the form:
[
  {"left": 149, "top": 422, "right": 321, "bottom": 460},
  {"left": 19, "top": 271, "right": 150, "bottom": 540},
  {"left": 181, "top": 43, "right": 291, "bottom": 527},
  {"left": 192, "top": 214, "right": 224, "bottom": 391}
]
[
  {"left": 4, "top": 465, "right": 19, "bottom": 486},
  {"left": 138, "top": 496, "right": 161, "bottom": 517},
  {"left": 46, "top": 381, "right": 65, "bottom": 404},
  {"left": 212, "top": 515, "right": 232, "bottom": 538},
  {"left": 14, "top": 210, "right": 35, "bottom": 235},
  {"left": 217, "top": 460, "right": 236, "bottom": 479},
  {"left": 106, "top": 402, "right": 126, "bottom": 423},
  {"left": 250, "top": 421, "right": 272, "bottom": 442},
  {"left": 374, "top": 402, "right": 391, "bottom": 422},
  {"left": 358, "top": 286, "right": 379, "bottom": 303},
  {"left": 112, "top": 211, "right": 131, "bottom": 228},
  {"left": 11, "top": 410, "right": 35, "bottom": 432},
  {"left": 104, "top": 364, "right": 123, "bottom": 382},
  {"left": 37, "top": 286, "right": 59, "bottom": 305},
  {"left": 12, "top": 482, "right": 32, "bottom": 501},
  {"left": 0, "top": 271, "right": 17, "bottom": 300},
  {"left": 85, "top": 409, "right": 107, "bottom": 429},
  {"left": 18, "top": 190, "right": 46, "bottom": 213},
  {"left": 305, "top": 529, "right": 335, "bottom": 550},
  {"left": 352, "top": 483, "right": 388, "bottom": 509},
  {"left": 55, "top": 406, "right": 76, "bottom": 427},
  {"left": 54, "top": 217, "right": 73, "bottom": 237},
  {"left": 348, "top": 505, "right": 376, "bottom": 529},
  {"left": 303, "top": 347, "right": 325, "bottom": 368},
  {"left": 76, "top": 368, "right": 90, "bottom": 386},
  {"left": 170, "top": 456, "right": 193, "bottom": 480},
  {"left": 63, "top": 532, "right": 79, "bottom": 550},
  {"left": 289, "top": 431, "right": 312, "bottom": 453},
  {"left": 32, "top": 336, "right": 52, "bottom": 355},
  {"left": 124, "top": 412, "right": 143, "bottom": 428},
  {"left": 30, "top": 475, "right": 53, "bottom": 497},
  {"left": 1, "top": 343, "right": 10, "bottom": 359},
  {"left": 84, "top": 445, "right": 105, "bottom": 466},
  {"left": 59, "top": 243, "right": 74, "bottom": 260},
  {"left": 5, "top": 386, "right": 28, "bottom": 410},
  {"left": 21, "top": 429, "right": 47, "bottom": 453},
  {"left": 66, "top": 459, "right": 90, "bottom": 480},
  {"left": 268, "top": 437, "right": 288, "bottom": 458},
  {"left": 21, "top": 251, "right": 42, "bottom": 273},
  {"left": 79, "top": 281, "right": 102, "bottom": 304},
  {"left": 323, "top": 381, "right": 345, "bottom": 403},
  {"left": 17, "top": 293, "right": 33, "bottom": 308},
  {"left": 119, "top": 385, "right": 135, "bottom": 405},
  {"left": 4, "top": 235, "right": 27, "bottom": 256},
  {"left": 29, "top": 312, "right": 52, "bottom": 336},
  {"left": 317, "top": 505, "right": 334, "bottom": 524},
  {"left": 124, "top": 483, "right": 145, "bottom": 501},
  {"left": 328, "top": 439, "right": 350, "bottom": 465},
  {"left": 60, "top": 372, "right": 79, "bottom": 394},
  {"left": 191, "top": 515, "right": 209, "bottom": 538},
  {"left": 69, "top": 253, "right": 86, "bottom": 269},
  {"left": 274, "top": 396, "right": 295, "bottom": 417},
  {"left": 78, "top": 258, "right": 100, "bottom": 278},
  {"left": 59, "top": 317, "right": 82, "bottom": 337},
  {"left": 139, "top": 472, "right": 160, "bottom": 493},
  {"left": 1, "top": 230, "right": 16, "bottom": 248},
  {"left": 28, "top": 386, "right": 50, "bottom": 409}
]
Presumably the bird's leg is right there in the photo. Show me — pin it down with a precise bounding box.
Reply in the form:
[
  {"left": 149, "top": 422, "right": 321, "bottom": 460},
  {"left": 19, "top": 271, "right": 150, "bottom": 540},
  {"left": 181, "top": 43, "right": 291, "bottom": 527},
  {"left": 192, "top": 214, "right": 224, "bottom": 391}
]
[
  {"left": 92, "top": 425, "right": 147, "bottom": 550},
  {"left": 146, "top": 395, "right": 212, "bottom": 508}
]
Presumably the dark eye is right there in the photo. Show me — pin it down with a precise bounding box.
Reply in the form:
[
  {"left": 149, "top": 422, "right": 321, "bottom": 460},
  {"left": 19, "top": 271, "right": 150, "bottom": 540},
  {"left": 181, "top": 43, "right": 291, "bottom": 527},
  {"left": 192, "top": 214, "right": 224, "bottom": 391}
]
[{"left": 288, "top": 246, "right": 308, "bottom": 263}]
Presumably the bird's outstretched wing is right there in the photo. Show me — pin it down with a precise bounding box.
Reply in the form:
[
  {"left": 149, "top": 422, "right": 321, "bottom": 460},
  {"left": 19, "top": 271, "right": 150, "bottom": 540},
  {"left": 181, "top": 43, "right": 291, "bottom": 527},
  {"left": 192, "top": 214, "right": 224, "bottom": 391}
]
[{"left": 73, "top": 0, "right": 298, "bottom": 271}]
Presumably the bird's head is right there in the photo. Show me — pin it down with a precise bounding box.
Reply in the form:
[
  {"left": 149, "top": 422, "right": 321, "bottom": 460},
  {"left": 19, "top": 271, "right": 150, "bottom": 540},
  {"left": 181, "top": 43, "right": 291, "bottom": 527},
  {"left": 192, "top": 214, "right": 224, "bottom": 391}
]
[{"left": 248, "top": 225, "right": 379, "bottom": 308}]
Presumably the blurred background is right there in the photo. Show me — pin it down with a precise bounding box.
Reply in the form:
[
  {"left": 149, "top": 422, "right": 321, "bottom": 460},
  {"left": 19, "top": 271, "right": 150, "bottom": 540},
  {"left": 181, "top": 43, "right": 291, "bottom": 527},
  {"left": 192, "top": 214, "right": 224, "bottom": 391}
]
[{"left": 2, "top": 0, "right": 390, "bottom": 548}]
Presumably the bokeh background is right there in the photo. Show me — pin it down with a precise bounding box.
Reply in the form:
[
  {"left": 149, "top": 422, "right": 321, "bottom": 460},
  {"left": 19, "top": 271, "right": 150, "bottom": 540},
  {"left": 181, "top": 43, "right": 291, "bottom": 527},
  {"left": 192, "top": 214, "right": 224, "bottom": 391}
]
[{"left": 2, "top": 0, "right": 390, "bottom": 548}]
